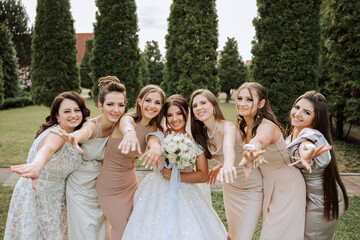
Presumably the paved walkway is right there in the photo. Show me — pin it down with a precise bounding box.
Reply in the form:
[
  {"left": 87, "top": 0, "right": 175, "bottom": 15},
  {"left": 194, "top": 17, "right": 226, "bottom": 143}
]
[{"left": 1, "top": 167, "right": 359, "bottom": 195}]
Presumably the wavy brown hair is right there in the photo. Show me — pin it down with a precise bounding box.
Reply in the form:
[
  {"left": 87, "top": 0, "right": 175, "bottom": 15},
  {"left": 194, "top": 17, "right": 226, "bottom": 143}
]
[
  {"left": 127, "top": 85, "right": 165, "bottom": 131},
  {"left": 36, "top": 91, "right": 90, "bottom": 138},
  {"left": 190, "top": 89, "right": 225, "bottom": 159},
  {"left": 236, "top": 82, "right": 283, "bottom": 140},
  {"left": 97, "top": 76, "right": 126, "bottom": 105},
  {"left": 290, "top": 91, "right": 348, "bottom": 221}
]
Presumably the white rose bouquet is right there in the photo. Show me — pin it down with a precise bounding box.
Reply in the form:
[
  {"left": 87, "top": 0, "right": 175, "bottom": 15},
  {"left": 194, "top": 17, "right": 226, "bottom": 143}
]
[{"left": 162, "top": 133, "right": 197, "bottom": 170}]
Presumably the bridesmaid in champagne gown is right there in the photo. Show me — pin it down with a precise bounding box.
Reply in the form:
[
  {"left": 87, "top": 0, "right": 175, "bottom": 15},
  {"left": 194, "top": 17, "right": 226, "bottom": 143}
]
[
  {"left": 5, "top": 92, "right": 89, "bottom": 239},
  {"left": 96, "top": 85, "right": 165, "bottom": 239},
  {"left": 229, "top": 82, "right": 306, "bottom": 240},
  {"left": 286, "top": 91, "right": 348, "bottom": 240},
  {"left": 55, "top": 77, "right": 126, "bottom": 240},
  {"left": 190, "top": 89, "right": 263, "bottom": 240}
]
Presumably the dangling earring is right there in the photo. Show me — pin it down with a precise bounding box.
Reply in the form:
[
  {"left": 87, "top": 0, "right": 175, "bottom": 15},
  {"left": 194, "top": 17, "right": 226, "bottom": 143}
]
[
  {"left": 257, "top": 115, "right": 260, "bottom": 119},
  {"left": 57, "top": 119, "right": 61, "bottom": 124}
]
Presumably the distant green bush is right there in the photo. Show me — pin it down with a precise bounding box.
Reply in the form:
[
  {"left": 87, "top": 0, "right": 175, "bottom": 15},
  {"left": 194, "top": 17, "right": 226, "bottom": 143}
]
[{"left": 0, "top": 96, "right": 33, "bottom": 110}]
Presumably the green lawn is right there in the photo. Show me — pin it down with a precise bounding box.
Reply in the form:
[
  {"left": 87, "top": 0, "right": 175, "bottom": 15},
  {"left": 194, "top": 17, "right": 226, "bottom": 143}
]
[{"left": 0, "top": 186, "right": 358, "bottom": 239}]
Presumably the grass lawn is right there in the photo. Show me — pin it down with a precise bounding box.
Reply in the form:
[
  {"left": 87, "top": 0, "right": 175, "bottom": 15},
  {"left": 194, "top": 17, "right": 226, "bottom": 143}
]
[
  {"left": 0, "top": 185, "right": 358, "bottom": 239},
  {"left": 1, "top": 100, "right": 359, "bottom": 173}
]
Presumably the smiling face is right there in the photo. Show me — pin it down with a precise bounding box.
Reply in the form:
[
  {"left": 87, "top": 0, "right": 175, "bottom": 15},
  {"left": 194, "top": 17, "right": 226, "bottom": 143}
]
[
  {"left": 290, "top": 98, "right": 315, "bottom": 131},
  {"left": 139, "top": 91, "right": 163, "bottom": 121},
  {"left": 56, "top": 99, "right": 83, "bottom": 132},
  {"left": 236, "top": 88, "right": 264, "bottom": 118},
  {"left": 191, "top": 94, "right": 215, "bottom": 122},
  {"left": 99, "top": 91, "right": 126, "bottom": 123},
  {"left": 166, "top": 105, "right": 186, "bottom": 134}
]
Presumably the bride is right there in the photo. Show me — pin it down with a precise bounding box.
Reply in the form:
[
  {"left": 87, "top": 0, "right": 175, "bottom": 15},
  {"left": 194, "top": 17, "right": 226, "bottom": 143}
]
[{"left": 122, "top": 94, "right": 226, "bottom": 240}]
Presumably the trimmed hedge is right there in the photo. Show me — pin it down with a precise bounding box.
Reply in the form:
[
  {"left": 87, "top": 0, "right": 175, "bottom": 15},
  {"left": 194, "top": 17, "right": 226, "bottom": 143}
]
[{"left": 0, "top": 96, "right": 33, "bottom": 110}]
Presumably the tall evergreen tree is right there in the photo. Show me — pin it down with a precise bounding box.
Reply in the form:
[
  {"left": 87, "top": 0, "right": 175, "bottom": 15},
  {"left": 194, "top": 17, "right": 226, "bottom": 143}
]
[
  {"left": 251, "top": 0, "right": 321, "bottom": 124},
  {"left": 80, "top": 38, "right": 94, "bottom": 89},
  {"left": 218, "top": 37, "right": 247, "bottom": 103},
  {"left": 162, "top": 0, "right": 219, "bottom": 100},
  {"left": 321, "top": 0, "right": 360, "bottom": 139},
  {"left": 0, "top": 58, "right": 4, "bottom": 105},
  {"left": 143, "top": 41, "right": 164, "bottom": 85},
  {"left": 0, "top": 24, "right": 19, "bottom": 98},
  {"left": 91, "top": 0, "right": 140, "bottom": 106},
  {"left": 31, "top": 0, "right": 79, "bottom": 106},
  {"left": 0, "top": 0, "right": 32, "bottom": 68},
  {"left": 139, "top": 51, "right": 149, "bottom": 87}
]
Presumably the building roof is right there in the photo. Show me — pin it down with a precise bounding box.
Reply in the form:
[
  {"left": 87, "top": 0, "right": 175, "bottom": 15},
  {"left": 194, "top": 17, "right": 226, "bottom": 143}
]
[{"left": 76, "top": 33, "right": 94, "bottom": 64}]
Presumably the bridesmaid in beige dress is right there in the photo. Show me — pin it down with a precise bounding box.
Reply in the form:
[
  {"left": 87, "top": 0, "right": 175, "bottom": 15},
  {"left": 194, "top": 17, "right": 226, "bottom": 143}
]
[
  {"left": 222, "top": 82, "right": 306, "bottom": 240},
  {"left": 53, "top": 76, "right": 126, "bottom": 240},
  {"left": 96, "top": 85, "right": 164, "bottom": 239},
  {"left": 286, "top": 91, "right": 348, "bottom": 240},
  {"left": 190, "top": 89, "right": 263, "bottom": 240}
]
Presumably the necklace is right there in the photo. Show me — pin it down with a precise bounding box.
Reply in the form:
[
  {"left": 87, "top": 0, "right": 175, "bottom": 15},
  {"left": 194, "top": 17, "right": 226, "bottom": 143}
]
[{"left": 207, "top": 121, "right": 218, "bottom": 139}]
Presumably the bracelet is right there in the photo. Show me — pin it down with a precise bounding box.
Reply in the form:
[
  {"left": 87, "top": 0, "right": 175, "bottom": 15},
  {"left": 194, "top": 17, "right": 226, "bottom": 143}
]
[
  {"left": 303, "top": 143, "right": 316, "bottom": 151},
  {"left": 123, "top": 128, "right": 135, "bottom": 135},
  {"left": 243, "top": 144, "right": 258, "bottom": 151}
]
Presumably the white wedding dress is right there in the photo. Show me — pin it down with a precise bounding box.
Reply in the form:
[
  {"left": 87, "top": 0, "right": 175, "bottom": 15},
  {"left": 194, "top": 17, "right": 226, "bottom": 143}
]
[{"left": 122, "top": 133, "right": 226, "bottom": 240}]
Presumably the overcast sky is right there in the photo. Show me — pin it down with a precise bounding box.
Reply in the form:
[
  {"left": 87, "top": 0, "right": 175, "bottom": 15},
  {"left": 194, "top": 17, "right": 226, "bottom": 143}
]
[{"left": 22, "top": 0, "right": 258, "bottom": 61}]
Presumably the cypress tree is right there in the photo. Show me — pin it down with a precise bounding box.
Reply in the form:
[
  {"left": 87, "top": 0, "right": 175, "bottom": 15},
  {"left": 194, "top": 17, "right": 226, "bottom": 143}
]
[
  {"left": 162, "top": 0, "right": 219, "bottom": 100},
  {"left": 31, "top": 0, "right": 79, "bottom": 106},
  {"left": 321, "top": 0, "right": 360, "bottom": 139},
  {"left": 143, "top": 41, "right": 164, "bottom": 86},
  {"left": 218, "top": 37, "right": 247, "bottom": 103},
  {"left": 80, "top": 38, "right": 94, "bottom": 90},
  {"left": 0, "top": 58, "right": 4, "bottom": 105},
  {"left": 0, "top": 24, "right": 19, "bottom": 98},
  {"left": 0, "top": 0, "right": 32, "bottom": 68},
  {"left": 139, "top": 51, "right": 149, "bottom": 87},
  {"left": 251, "top": 0, "right": 322, "bottom": 124},
  {"left": 91, "top": 0, "right": 140, "bottom": 106}
]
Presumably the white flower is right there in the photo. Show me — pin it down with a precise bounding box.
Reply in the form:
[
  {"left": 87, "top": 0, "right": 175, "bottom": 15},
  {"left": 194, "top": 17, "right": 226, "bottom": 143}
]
[
  {"left": 172, "top": 134, "right": 183, "bottom": 143},
  {"left": 165, "top": 142, "right": 178, "bottom": 154}
]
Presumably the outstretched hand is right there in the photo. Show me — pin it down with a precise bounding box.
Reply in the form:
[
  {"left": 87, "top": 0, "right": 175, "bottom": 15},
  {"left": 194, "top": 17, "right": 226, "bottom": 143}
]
[
  {"left": 239, "top": 149, "right": 265, "bottom": 180},
  {"left": 50, "top": 129, "right": 83, "bottom": 154},
  {"left": 207, "top": 165, "right": 222, "bottom": 185},
  {"left": 290, "top": 144, "right": 332, "bottom": 173},
  {"left": 11, "top": 162, "right": 43, "bottom": 189},
  {"left": 140, "top": 146, "right": 162, "bottom": 169},
  {"left": 217, "top": 165, "right": 237, "bottom": 184},
  {"left": 118, "top": 130, "right": 142, "bottom": 155}
]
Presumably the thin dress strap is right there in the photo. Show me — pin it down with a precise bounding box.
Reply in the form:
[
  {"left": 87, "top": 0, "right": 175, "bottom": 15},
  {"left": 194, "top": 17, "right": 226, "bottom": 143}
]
[{"left": 94, "top": 118, "right": 99, "bottom": 138}]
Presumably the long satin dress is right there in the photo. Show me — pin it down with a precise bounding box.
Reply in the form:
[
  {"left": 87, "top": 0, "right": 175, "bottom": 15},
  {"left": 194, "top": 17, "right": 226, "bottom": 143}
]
[
  {"left": 5, "top": 125, "right": 81, "bottom": 240},
  {"left": 286, "top": 128, "right": 345, "bottom": 240},
  {"left": 209, "top": 125, "right": 263, "bottom": 240},
  {"left": 258, "top": 124, "right": 306, "bottom": 240},
  {"left": 66, "top": 119, "right": 109, "bottom": 240},
  {"left": 96, "top": 122, "right": 149, "bottom": 240}
]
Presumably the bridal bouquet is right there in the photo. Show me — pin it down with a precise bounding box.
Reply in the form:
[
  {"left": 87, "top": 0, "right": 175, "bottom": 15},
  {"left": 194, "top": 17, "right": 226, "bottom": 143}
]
[{"left": 162, "top": 133, "right": 197, "bottom": 170}]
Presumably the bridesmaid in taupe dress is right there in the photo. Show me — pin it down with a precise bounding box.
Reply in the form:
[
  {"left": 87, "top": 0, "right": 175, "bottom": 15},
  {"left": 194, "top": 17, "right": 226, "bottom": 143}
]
[
  {"left": 220, "top": 82, "right": 306, "bottom": 240},
  {"left": 96, "top": 85, "right": 164, "bottom": 239},
  {"left": 190, "top": 89, "right": 263, "bottom": 240},
  {"left": 286, "top": 91, "right": 348, "bottom": 240}
]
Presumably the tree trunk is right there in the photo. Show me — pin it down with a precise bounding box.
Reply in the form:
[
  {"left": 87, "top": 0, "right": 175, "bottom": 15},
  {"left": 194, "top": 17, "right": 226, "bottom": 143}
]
[{"left": 226, "top": 90, "right": 231, "bottom": 103}]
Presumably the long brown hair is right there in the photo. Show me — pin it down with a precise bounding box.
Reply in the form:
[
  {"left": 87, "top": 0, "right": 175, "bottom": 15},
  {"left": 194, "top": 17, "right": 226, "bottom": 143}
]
[
  {"left": 127, "top": 85, "right": 165, "bottom": 131},
  {"left": 36, "top": 91, "right": 90, "bottom": 138},
  {"left": 97, "top": 76, "right": 126, "bottom": 105},
  {"left": 163, "top": 94, "right": 189, "bottom": 129},
  {"left": 290, "top": 91, "right": 348, "bottom": 221},
  {"left": 236, "top": 82, "right": 283, "bottom": 140},
  {"left": 190, "top": 89, "right": 225, "bottom": 159}
]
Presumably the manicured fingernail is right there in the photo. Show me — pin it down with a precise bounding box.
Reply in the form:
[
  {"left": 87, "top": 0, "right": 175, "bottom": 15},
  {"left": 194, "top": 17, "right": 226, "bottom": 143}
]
[
  {"left": 150, "top": 166, "right": 153, "bottom": 170},
  {"left": 142, "top": 162, "right": 145, "bottom": 166}
]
